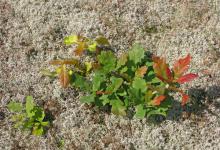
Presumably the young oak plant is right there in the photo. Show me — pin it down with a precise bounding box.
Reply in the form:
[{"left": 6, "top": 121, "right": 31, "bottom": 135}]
[
  {"left": 46, "top": 35, "right": 198, "bottom": 119},
  {"left": 7, "top": 96, "right": 50, "bottom": 136}
]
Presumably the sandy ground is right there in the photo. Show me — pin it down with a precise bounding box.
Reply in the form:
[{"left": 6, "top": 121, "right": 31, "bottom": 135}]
[{"left": 0, "top": 0, "right": 220, "bottom": 149}]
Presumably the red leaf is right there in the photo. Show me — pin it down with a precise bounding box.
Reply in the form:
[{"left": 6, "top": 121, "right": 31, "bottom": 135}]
[
  {"left": 176, "top": 73, "right": 198, "bottom": 84},
  {"left": 173, "top": 54, "right": 191, "bottom": 78},
  {"left": 181, "top": 93, "right": 189, "bottom": 106},
  {"left": 166, "top": 68, "right": 172, "bottom": 80},
  {"left": 152, "top": 95, "right": 166, "bottom": 106},
  {"left": 152, "top": 56, "right": 172, "bottom": 82}
]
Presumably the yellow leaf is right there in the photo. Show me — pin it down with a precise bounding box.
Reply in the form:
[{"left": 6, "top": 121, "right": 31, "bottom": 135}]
[
  {"left": 64, "top": 35, "right": 78, "bottom": 45},
  {"left": 88, "top": 42, "right": 97, "bottom": 52},
  {"left": 85, "top": 62, "right": 92, "bottom": 72}
]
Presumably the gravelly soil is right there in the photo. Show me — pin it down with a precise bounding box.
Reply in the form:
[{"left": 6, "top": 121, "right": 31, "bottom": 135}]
[{"left": 0, "top": 0, "right": 220, "bottom": 149}]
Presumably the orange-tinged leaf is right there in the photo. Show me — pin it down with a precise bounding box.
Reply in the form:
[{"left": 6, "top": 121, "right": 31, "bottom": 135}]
[
  {"left": 59, "top": 65, "right": 70, "bottom": 88},
  {"left": 173, "top": 54, "right": 191, "bottom": 78},
  {"left": 49, "top": 60, "right": 64, "bottom": 65},
  {"left": 181, "top": 93, "right": 189, "bottom": 106},
  {"left": 152, "top": 56, "right": 172, "bottom": 82},
  {"left": 62, "top": 59, "right": 79, "bottom": 65},
  {"left": 176, "top": 73, "right": 198, "bottom": 84},
  {"left": 75, "top": 42, "right": 86, "bottom": 56},
  {"left": 96, "top": 91, "right": 112, "bottom": 95},
  {"left": 49, "top": 59, "right": 79, "bottom": 65},
  {"left": 135, "top": 66, "right": 148, "bottom": 77},
  {"left": 152, "top": 95, "right": 166, "bottom": 106}
]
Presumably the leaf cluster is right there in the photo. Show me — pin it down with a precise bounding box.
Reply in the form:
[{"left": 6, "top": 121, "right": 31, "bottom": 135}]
[
  {"left": 7, "top": 96, "right": 49, "bottom": 136},
  {"left": 45, "top": 35, "right": 198, "bottom": 119}
]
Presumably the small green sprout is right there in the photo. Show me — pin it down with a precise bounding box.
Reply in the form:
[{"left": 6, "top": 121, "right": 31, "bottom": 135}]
[{"left": 7, "top": 96, "right": 50, "bottom": 136}]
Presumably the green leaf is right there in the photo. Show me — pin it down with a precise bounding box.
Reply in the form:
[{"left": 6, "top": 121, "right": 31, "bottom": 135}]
[
  {"left": 80, "top": 94, "right": 95, "bottom": 104},
  {"left": 116, "top": 53, "right": 128, "bottom": 69},
  {"left": 120, "top": 67, "right": 128, "bottom": 73},
  {"left": 73, "top": 74, "right": 91, "bottom": 91},
  {"left": 97, "top": 51, "right": 116, "bottom": 73},
  {"left": 145, "top": 61, "right": 153, "bottom": 67},
  {"left": 100, "top": 95, "right": 110, "bottom": 105},
  {"left": 106, "top": 77, "right": 123, "bottom": 93},
  {"left": 145, "top": 90, "right": 153, "bottom": 104},
  {"left": 128, "top": 88, "right": 141, "bottom": 105},
  {"left": 11, "top": 114, "right": 26, "bottom": 128},
  {"left": 124, "top": 98, "right": 129, "bottom": 107},
  {"left": 64, "top": 35, "right": 78, "bottom": 45},
  {"left": 26, "top": 96, "right": 35, "bottom": 118},
  {"left": 146, "top": 108, "right": 168, "bottom": 118},
  {"left": 33, "top": 107, "right": 45, "bottom": 122},
  {"left": 7, "top": 101, "right": 23, "bottom": 112},
  {"left": 110, "top": 100, "right": 126, "bottom": 116},
  {"left": 32, "top": 125, "right": 44, "bottom": 136},
  {"left": 23, "top": 119, "right": 35, "bottom": 129},
  {"left": 117, "top": 90, "right": 127, "bottom": 97},
  {"left": 92, "top": 72, "right": 105, "bottom": 91},
  {"left": 132, "top": 77, "right": 147, "bottom": 93},
  {"left": 151, "top": 77, "right": 161, "bottom": 84},
  {"left": 128, "top": 44, "right": 145, "bottom": 64},
  {"left": 41, "top": 121, "right": 49, "bottom": 127},
  {"left": 135, "top": 104, "right": 146, "bottom": 119}
]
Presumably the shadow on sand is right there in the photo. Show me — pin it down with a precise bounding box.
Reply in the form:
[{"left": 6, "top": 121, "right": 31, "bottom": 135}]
[{"left": 162, "top": 85, "right": 220, "bottom": 122}]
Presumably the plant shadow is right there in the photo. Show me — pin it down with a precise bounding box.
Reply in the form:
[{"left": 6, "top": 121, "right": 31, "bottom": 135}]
[{"left": 164, "top": 85, "right": 220, "bottom": 122}]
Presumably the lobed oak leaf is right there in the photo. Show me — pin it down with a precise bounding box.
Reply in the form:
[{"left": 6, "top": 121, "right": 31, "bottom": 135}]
[
  {"left": 152, "top": 56, "right": 172, "bottom": 82},
  {"left": 128, "top": 44, "right": 145, "bottom": 64},
  {"left": 152, "top": 95, "right": 166, "bottom": 106},
  {"left": 173, "top": 54, "right": 191, "bottom": 78},
  {"left": 176, "top": 73, "right": 198, "bottom": 84},
  {"left": 135, "top": 66, "right": 148, "bottom": 77},
  {"left": 110, "top": 100, "right": 126, "bottom": 116},
  {"left": 135, "top": 104, "right": 146, "bottom": 118},
  {"left": 116, "top": 53, "right": 128, "bottom": 69}
]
